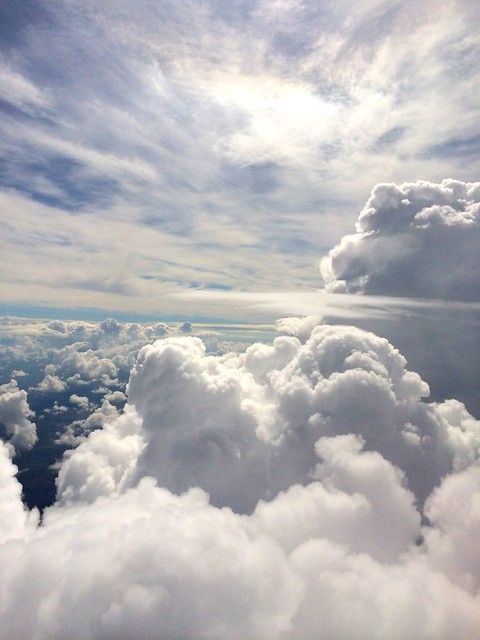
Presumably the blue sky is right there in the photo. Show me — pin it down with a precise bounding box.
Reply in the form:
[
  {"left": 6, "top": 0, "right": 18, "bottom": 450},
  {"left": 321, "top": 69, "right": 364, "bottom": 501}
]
[{"left": 1, "top": 0, "right": 479, "bottom": 319}]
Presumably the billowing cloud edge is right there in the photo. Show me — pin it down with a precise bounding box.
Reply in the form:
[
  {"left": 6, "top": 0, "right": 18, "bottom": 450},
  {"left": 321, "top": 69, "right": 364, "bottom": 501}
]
[{"left": 0, "top": 319, "right": 479, "bottom": 639}]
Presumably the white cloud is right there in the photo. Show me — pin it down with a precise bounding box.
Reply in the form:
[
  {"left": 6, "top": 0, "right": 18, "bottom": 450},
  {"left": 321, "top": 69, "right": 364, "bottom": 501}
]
[
  {"left": 56, "top": 405, "right": 145, "bottom": 503},
  {"left": 58, "top": 323, "right": 480, "bottom": 511},
  {"left": 255, "top": 433, "right": 420, "bottom": 562},
  {"left": 69, "top": 394, "right": 91, "bottom": 410},
  {"left": 11, "top": 369, "right": 27, "bottom": 378},
  {"left": 321, "top": 179, "right": 480, "bottom": 301},
  {"left": 0, "top": 62, "right": 49, "bottom": 112},
  {"left": 53, "top": 345, "right": 118, "bottom": 383},
  {"left": 1, "top": 1, "right": 479, "bottom": 314},
  {"left": 275, "top": 315, "right": 323, "bottom": 342},
  {"left": 0, "top": 441, "right": 38, "bottom": 544},
  {"left": 0, "top": 320, "right": 479, "bottom": 638},
  {"left": 0, "top": 380, "right": 37, "bottom": 451},
  {"left": 104, "top": 390, "right": 127, "bottom": 405},
  {"left": 35, "top": 374, "right": 67, "bottom": 393},
  {"left": 57, "top": 400, "right": 119, "bottom": 447},
  {"left": 0, "top": 0, "right": 479, "bottom": 631},
  {"left": 0, "top": 478, "right": 301, "bottom": 640},
  {"left": 423, "top": 464, "right": 480, "bottom": 592},
  {"left": 0, "top": 422, "right": 478, "bottom": 639}
]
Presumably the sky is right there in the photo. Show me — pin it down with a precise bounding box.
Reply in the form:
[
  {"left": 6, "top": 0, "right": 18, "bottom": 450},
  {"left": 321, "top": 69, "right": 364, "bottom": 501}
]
[
  {"left": 1, "top": 0, "right": 479, "bottom": 319},
  {"left": 0, "top": 2, "right": 479, "bottom": 639}
]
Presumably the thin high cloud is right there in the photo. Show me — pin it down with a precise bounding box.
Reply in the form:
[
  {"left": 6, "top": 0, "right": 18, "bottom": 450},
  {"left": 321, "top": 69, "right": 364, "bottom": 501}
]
[
  {"left": 178, "top": 287, "right": 480, "bottom": 321},
  {"left": 1, "top": 0, "right": 479, "bottom": 314}
]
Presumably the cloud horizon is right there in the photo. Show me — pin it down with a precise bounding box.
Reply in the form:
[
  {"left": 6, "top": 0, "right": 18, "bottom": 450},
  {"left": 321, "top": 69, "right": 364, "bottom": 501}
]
[{"left": 1, "top": 1, "right": 479, "bottom": 638}]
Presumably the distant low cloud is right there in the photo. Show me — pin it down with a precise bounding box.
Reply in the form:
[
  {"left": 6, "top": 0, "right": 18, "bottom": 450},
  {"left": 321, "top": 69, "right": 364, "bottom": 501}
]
[
  {"left": 57, "top": 399, "right": 119, "bottom": 447},
  {"left": 35, "top": 373, "right": 66, "bottom": 393},
  {"left": 51, "top": 345, "right": 119, "bottom": 384},
  {"left": 321, "top": 179, "right": 480, "bottom": 301},
  {"left": 69, "top": 394, "right": 91, "bottom": 409}
]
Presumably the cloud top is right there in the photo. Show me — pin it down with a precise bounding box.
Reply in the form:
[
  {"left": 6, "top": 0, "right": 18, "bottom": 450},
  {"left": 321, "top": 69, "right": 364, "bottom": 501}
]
[
  {"left": 0, "top": 380, "right": 36, "bottom": 451},
  {"left": 0, "top": 320, "right": 479, "bottom": 639},
  {"left": 321, "top": 179, "right": 480, "bottom": 301},
  {"left": 58, "top": 322, "right": 479, "bottom": 513}
]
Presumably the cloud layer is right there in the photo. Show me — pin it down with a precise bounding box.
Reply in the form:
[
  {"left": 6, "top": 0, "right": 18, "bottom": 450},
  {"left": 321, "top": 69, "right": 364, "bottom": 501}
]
[
  {"left": 58, "top": 323, "right": 480, "bottom": 511},
  {"left": 0, "top": 320, "right": 479, "bottom": 639},
  {"left": 1, "top": 0, "right": 479, "bottom": 315}
]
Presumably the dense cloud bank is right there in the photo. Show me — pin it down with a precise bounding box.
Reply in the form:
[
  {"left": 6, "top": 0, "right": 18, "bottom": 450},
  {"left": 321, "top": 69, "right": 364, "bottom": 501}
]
[
  {"left": 0, "top": 316, "right": 256, "bottom": 447},
  {"left": 0, "top": 316, "right": 276, "bottom": 510},
  {"left": 0, "top": 320, "right": 479, "bottom": 639},
  {"left": 321, "top": 179, "right": 480, "bottom": 301},
  {"left": 58, "top": 324, "right": 479, "bottom": 511}
]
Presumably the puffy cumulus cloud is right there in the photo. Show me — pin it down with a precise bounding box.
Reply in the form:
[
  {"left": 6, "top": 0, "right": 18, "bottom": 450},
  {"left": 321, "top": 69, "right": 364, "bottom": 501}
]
[
  {"left": 11, "top": 369, "right": 27, "bottom": 378},
  {"left": 35, "top": 373, "right": 66, "bottom": 393},
  {"left": 56, "top": 399, "right": 120, "bottom": 447},
  {"left": 0, "top": 424, "right": 478, "bottom": 638},
  {"left": 0, "top": 320, "right": 479, "bottom": 639},
  {"left": 286, "top": 536, "right": 479, "bottom": 640},
  {"left": 275, "top": 314, "right": 322, "bottom": 342},
  {"left": 47, "top": 401, "right": 68, "bottom": 415},
  {"left": 47, "top": 320, "right": 67, "bottom": 333},
  {"left": 104, "top": 389, "right": 127, "bottom": 406},
  {"left": 0, "top": 380, "right": 37, "bottom": 451},
  {"left": 423, "top": 464, "right": 480, "bottom": 593},
  {"left": 69, "top": 393, "right": 91, "bottom": 410},
  {"left": 321, "top": 179, "right": 480, "bottom": 301},
  {"left": 56, "top": 406, "right": 145, "bottom": 503},
  {"left": 0, "top": 317, "right": 209, "bottom": 394},
  {"left": 0, "top": 317, "right": 259, "bottom": 382},
  {"left": 99, "top": 317, "right": 122, "bottom": 335},
  {"left": 51, "top": 344, "right": 119, "bottom": 384},
  {"left": 0, "top": 441, "right": 38, "bottom": 544},
  {"left": 255, "top": 434, "right": 421, "bottom": 562},
  {"left": 59, "top": 323, "right": 480, "bottom": 512},
  {"left": 0, "top": 316, "right": 270, "bottom": 513},
  {"left": 0, "top": 479, "right": 300, "bottom": 640}
]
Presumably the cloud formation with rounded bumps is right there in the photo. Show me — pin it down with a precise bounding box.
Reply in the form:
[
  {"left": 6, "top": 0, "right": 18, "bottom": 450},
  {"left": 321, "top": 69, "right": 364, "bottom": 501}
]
[{"left": 321, "top": 179, "right": 480, "bottom": 301}]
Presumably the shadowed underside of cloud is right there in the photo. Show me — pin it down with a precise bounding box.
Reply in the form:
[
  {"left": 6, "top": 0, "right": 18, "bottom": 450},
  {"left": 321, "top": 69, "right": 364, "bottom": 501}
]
[
  {"left": 321, "top": 179, "right": 480, "bottom": 301},
  {"left": 0, "top": 320, "right": 479, "bottom": 639}
]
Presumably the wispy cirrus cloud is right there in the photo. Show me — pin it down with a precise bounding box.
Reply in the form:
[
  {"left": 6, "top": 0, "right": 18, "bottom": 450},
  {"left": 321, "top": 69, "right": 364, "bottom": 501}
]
[{"left": 0, "top": 0, "right": 478, "bottom": 315}]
